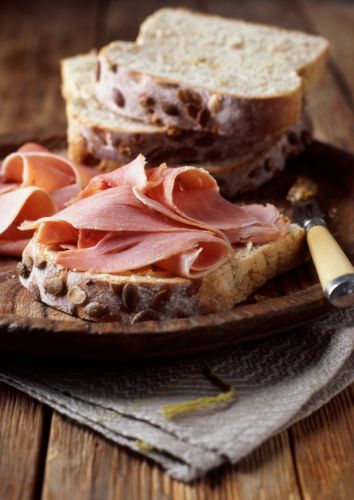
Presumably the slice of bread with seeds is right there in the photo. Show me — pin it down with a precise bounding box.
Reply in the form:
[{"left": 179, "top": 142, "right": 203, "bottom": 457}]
[
  {"left": 18, "top": 222, "right": 305, "bottom": 324},
  {"left": 96, "top": 9, "right": 328, "bottom": 136}
]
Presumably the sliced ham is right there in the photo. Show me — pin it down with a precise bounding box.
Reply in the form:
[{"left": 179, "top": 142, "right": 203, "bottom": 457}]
[
  {"left": 22, "top": 155, "right": 286, "bottom": 277},
  {"left": 76, "top": 154, "right": 148, "bottom": 200},
  {"left": 76, "top": 160, "right": 285, "bottom": 243},
  {"left": 36, "top": 221, "right": 79, "bottom": 246},
  {"left": 1, "top": 149, "right": 96, "bottom": 209},
  {"left": 0, "top": 187, "right": 56, "bottom": 236},
  {"left": 0, "top": 182, "right": 19, "bottom": 195},
  {"left": 56, "top": 231, "right": 232, "bottom": 278},
  {"left": 0, "top": 187, "right": 57, "bottom": 255},
  {"left": 145, "top": 166, "right": 285, "bottom": 242},
  {"left": 0, "top": 142, "right": 99, "bottom": 257},
  {"left": 23, "top": 186, "right": 195, "bottom": 236}
]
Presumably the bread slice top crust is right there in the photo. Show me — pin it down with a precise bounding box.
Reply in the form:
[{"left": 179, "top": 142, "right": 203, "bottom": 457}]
[
  {"left": 19, "top": 223, "right": 305, "bottom": 323},
  {"left": 137, "top": 8, "right": 329, "bottom": 92}
]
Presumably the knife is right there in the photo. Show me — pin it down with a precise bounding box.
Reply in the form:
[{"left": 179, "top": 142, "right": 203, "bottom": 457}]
[{"left": 287, "top": 177, "right": 354, "bottom": 307}]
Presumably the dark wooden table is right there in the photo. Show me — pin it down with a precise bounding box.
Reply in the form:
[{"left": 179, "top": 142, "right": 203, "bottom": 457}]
[{"left": 0, "top": 0, "right": 354, "bottom": 498}]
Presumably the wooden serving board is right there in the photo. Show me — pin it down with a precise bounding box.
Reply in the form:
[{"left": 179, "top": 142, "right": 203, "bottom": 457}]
[{"left": 1, "top": 136, "right": 354, "bottom": 360}]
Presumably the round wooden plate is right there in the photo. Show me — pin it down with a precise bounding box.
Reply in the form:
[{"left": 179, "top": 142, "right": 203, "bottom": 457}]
[{"left": 1, "top": 134, "right": 354, "bottom": 360}]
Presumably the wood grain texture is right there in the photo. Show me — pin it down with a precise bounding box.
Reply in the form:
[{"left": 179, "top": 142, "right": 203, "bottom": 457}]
[
  {"left": 0, "top": 383, "right": 50, "bottom": 500},
  {"left": 290, "top": 385, "right": 354, "bottom": 500},
  {"left": 302, "top": 0, "right": 354, "bottom": 106},
  {"left": 42, "top": 415, "right": 301, "bottom": 500},
  {"left": 0, "top": 0, "right": 98, "bottom": 135},
  {"left": 95, "top": 0, "right": 198, "bottom": 47}
]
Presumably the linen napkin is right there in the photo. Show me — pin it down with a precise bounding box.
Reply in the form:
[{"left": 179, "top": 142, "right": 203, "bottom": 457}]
[{"left": 0, "top": 306, "right": 353, "bottom": 482}]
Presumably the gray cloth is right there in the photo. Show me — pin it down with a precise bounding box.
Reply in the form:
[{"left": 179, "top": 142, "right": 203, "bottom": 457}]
[{"left": 1, "top": 306, "right": 353, "bottom": 482}]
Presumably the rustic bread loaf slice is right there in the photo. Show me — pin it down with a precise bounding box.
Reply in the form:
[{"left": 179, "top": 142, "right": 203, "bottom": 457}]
[
  {"left": 19, "top": 222, "right": 305, "bottom": 323},
  {"left": 96, "top": 12, "right": 328, "bottom": 136},
  {"left": 62, "top": 53, "right": 287, "bottom": 167},
  {"left": 137, "top": 8, "right": 329, "bottom": 92}
]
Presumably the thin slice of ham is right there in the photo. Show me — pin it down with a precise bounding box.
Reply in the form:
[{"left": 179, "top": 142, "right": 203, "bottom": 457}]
[
  {"left": 0, "top": 182, "right": 19, "bottom": 195},
  {"left": 145, "top": 166, "right": 285, "bottom": 243},
  {"left": 75, "top": 154, "right": 163, "bottom": 201},
  {"left": 1, "top": 144, "right": 96, "bottom": 209},
  {"left": 23, "top": 186, "right": 197, "bottom": 236},
  {"left": 56, "top": 231, "right": 232, "bottom": 278},
  {"left": 0, "top": 187, "right": 56, "bottom": 256}
]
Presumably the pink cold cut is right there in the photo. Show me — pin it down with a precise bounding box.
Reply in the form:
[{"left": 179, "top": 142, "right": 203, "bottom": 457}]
[
  {"left": 0, "top": 143, "right": 99, "bottom": 257},
  {"left": 24, "top": 155, "right": 286, "bottom": 278}
]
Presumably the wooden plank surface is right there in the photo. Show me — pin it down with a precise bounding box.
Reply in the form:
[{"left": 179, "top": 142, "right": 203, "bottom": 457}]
[
  {"left": 0, "top": 0, "right": 353, "bottom": 499},
  {"left": 291, "top": 385, "right": 354, "bottom": 500},
  {"left": 41, "top": 415, "right": 301, "bottom": 500},
  {"left": 0, "top": 383, "right": 51, "bottom": 500},
  {"left": 302, "top": 0, "right": 354, "bottom": 104},
  {"left": 0, "top": 0, "right": 99, "bottom": 135}
]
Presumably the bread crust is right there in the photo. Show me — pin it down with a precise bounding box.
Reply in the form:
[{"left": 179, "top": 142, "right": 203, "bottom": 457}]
[{"left": 18, "top": 223, "right": 305, "bottom": 324}]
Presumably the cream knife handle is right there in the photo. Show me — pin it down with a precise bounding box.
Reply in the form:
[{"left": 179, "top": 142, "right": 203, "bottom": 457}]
[{"left": 305, "top": 218, "right": 354, "bottom": 307}]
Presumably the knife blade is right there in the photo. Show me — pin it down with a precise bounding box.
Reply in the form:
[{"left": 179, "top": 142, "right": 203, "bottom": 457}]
[{"left": 287, "top": 177, "right": 354, "bottom": 308}]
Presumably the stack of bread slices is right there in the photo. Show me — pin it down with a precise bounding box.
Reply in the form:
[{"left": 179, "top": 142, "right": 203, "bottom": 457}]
[{"left": 62, "top": 8, "right": 328, "bottom": 196}]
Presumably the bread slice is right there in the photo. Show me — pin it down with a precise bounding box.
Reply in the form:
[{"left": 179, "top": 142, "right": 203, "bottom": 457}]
[
  {"left": 96, "top": 11, "right": 328, "bottom": 136},
  {"left": 19, "top": 223, "right": 305, "bottom": 324},
  {"left": 69, "top": 109, "right": 311, "bottom": 195},
  {"left": 62, "top": 54, "right": 290, "bottom": 168},
  {"left": 137, "top": 8, "right": 329, "bottom": 92}
]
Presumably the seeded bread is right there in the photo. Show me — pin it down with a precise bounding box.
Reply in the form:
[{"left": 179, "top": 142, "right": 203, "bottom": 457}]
[
  {"left": 19, "top": 223, "right": 305, "bottom": 324},
  {"left": 62, "top": 54, "right": 288, "bottom": 167},
  {"left": 96, "top": 11, "right": 328, "bottom": 136}
]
